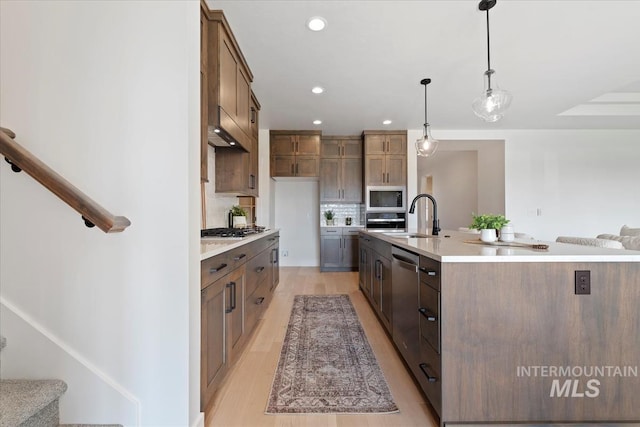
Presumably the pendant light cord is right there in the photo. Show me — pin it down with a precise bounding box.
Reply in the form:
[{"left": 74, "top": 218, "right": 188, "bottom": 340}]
[
  {"left": 424, "top": 82, "right": 428, "bottom": 130},
  {"left": 485, "top": 7, "right": 492, "bottom": 90}
]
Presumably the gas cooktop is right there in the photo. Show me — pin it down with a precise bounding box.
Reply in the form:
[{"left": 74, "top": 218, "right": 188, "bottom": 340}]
[{"left": 200, "top": 226, "right": 265, "bottom": 239}]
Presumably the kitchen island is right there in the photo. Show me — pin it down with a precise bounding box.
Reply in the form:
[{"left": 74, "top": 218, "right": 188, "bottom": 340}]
[{"left": 359, "top": 230, "right": 640, "bottom": 427}]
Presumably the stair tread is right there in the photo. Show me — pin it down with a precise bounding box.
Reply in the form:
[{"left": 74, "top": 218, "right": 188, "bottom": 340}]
[{"left": 0, "top": 379, "right": 67, "bottom": 426}]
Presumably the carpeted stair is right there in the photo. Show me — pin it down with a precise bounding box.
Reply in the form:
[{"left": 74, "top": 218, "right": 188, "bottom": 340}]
[{"left": 0, "top": 336, "right": 122, "bottom": 427}]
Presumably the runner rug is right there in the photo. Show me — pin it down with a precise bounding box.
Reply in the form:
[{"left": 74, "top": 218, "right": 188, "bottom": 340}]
[{"left": 266, "top": 294, "right": 398, "bottom": 414}]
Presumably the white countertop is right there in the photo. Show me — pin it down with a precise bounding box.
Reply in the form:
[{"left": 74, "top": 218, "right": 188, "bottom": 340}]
[
  {"left": 200, "top": 229, "right": 279, "bottom": 261},
  {"left": 364, "top": 230, "right": 640, "bottom": 263}
]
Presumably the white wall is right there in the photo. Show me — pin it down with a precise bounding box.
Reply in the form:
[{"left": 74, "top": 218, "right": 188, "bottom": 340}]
[
  {"left": 274, "top": 181, "right": 320, "bottom": 266},
  {"left": 0, "top": 1, "right": 200, "bottom": 426},
  {"left": 433, "top": 129, "right": 640, "bottom": 241}
]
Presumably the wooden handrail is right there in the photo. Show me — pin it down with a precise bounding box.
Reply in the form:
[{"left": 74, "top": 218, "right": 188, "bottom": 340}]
[{"left": 0, "top": 127, "right": 131, "bottom": 233}]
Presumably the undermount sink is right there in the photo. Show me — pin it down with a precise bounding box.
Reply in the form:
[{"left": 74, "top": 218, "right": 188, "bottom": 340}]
[{"left": 383, "top": 232, "right": 437, "bottom": 238}]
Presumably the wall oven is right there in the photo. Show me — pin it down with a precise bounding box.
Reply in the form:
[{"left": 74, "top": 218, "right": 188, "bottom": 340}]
[
  {"left": 366, "top": 186, "right": 406, "bottom": 212},
  {"left": 365, "top": 212, "right": 407, "bottom": 231}
]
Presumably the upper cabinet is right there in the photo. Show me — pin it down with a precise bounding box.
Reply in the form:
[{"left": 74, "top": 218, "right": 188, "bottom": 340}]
[
  {"left": 202, "top": 5, "right": 260, "bottom": 196},
  {"left": 204, "top": 8, "right": 253, "bottom": 151},
  {"left": 270, "top": 131, "right": 321, "bottom": 178},
  {"left": 320, "top": 136, "right": 363, "bottom": 202},
  {"left": 363, "top": 131, "right": 407, "bottom": 186}
]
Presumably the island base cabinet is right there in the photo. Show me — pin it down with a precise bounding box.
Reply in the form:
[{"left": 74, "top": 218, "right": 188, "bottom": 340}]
[{"left": 440, "top": 262, "right": 640, "bottom": 426}]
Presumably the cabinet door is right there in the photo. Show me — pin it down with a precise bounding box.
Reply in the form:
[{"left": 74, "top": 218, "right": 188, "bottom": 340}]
[
  {"left": 227, "top": 266, "right": 246, "bottom": 361},
  {"left": 386, "top": 133, "right": 407, "bottom": 155},
  {"left": 236, "top": 67, "right": 250, "bottom": 134},
  {"left": 271, "top": 155, "right": 295, "bottom": 177},
  {"left": 342, "top": 138, "right": 362, "bottom": 158},
  {"left": 386, "top": 154, "right": 407, "bottom": 186},
  {"left": 248, "top": 137, "right": 259, "bottom": 196},
  {"left": 270, "top": 134, "right": 295, "bottom": 155},
  {"left": 321, "top": 235, "right": 343, "bottom": 269},
  {"left": 341, "top": 157, "right": 363, "bottom": 202},
  {"left": 364, "top": 134, "right": 387, "bottom": 155},
  {"left": 379, "top": 255, "right": 392, "bottom": 331},
  {"left": 365, "top": 155, "right": 386, "bottom": 186},
  {"left": 219, "top": 31, "right": 238, "bottom": 120},
  {"left": 321, "top": 138, "right": 341, "bottom": 158},
  {"left": 295, "top": 156, "right": 319, "bottom": 177},
  {"left": 342, "top": 235, "right": 359, "bottom": 268},
  {"left": 320, "top": 158, "right": 341, "bottom": 201},
  {"left": 296, "top": 134, "right": 320, "bottom": 155},
  {"left": 201, "top": 277, "right": 229, "bottom": 410},
  {"left": 372, "top": 258, "right": 382, "bottom": 310},
  {"left": 270, "top": 245, "right": 279, "bottom": 291},
  {"left": 201, "top": 69, "right": 209, "bottom": 182}
]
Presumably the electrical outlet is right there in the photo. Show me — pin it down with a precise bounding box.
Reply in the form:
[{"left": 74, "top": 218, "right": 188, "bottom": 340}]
[
  {"left": 575, "top": 270, "right": 591, "bottom": 295},
  {"left": 282, "top": 250, "right": 289, "bottom": 257}
]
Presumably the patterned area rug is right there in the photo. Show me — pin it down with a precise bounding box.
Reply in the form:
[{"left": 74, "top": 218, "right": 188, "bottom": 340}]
[{"left": 266, "top": 294, "right": 398, "bottom": 414}]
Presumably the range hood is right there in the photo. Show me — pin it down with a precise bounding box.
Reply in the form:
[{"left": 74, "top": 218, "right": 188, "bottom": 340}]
[{"left": 207, "top": 105, "right": 250, "bottom": 152}]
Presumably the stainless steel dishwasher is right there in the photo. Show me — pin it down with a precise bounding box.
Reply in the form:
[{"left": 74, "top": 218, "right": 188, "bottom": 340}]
[{"left": 391, "top": 245, "right": 421, "bottom": 375}]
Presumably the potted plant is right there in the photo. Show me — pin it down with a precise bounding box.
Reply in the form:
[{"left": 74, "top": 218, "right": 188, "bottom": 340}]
[
  {"left": 323, "top": 209, "right": 335, "bottom": 226},
  {"left": 230, "top": 205, "right": 248, "bottom": 228},
  {"left": 470, "top": 213, "right": 510, "bottom": 242}
]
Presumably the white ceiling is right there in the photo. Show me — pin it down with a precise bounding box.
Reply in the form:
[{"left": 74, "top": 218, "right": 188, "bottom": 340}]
[{"left": 207, "top": 0, "right": 640, "bottom": 135}]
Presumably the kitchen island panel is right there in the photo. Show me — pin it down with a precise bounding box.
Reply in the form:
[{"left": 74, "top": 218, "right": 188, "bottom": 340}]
[{"left": 441, "top": 261, "right": 640, "bottom": 424}]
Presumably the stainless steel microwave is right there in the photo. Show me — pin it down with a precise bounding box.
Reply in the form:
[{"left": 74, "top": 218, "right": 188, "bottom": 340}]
[{"left": 366, "top": 186, "right": 406, "bottom": 212}]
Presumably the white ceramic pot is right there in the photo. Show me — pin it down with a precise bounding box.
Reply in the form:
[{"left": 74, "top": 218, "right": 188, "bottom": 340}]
[
  {"left": 233, "top": 215, "right": 247, "bottom": 228},
  {"left": 480, "top": 228, "right": 497, "bottom": 243}
]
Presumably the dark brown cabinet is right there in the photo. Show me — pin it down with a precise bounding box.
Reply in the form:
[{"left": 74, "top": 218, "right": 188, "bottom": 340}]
[
  {"left": 358, "top": 232, "right": 393, "bottom": 334},
  {"left": 200, "top": 232, "right": 279, "bottom": 411},
  {"left": 204, "top": 9, "right": 253, "bottom": 151},
  {"left": 320, "top": 136, "right": 363, "bottom": 202},
  {"left": 270, "top": 131, "right": 321, "bottom": 178},
  {"left": 320, "top": 227, "right": 360, "bottom": 272},
  {"left": 363, "top": 131, "right": 407, "bottom": 186}
]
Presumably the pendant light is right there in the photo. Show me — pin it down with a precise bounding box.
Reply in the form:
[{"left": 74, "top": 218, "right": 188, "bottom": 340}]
[
  {"left": 416, "top": 78, "right": 439, "bottom": 157},
  {"left": 472, "top": 0, "right": 512, "bottom": 122}
]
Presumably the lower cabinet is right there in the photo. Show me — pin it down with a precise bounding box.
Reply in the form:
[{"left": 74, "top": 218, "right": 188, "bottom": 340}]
[
  {"left": 358, "top": 232, "right": 392, "bottom": 334},
  {"left": 200, "top": 232, "right": 279, "bottom": 411},
  {"left": 320, "top": 227, "right": 361, "bottom": 272}
]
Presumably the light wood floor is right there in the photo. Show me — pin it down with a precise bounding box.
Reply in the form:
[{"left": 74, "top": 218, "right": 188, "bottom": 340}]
[{"left": 205, "top": 267, "right": 439, "bottom": 427}]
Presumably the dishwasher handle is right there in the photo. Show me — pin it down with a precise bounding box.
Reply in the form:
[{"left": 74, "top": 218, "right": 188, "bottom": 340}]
[{"left": 392, "top": 253, "right": 418, "bottom": 272}]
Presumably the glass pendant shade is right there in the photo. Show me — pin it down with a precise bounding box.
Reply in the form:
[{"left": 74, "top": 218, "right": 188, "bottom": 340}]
[
  {"left": 472, "top": 69, "right": 512, "bottom": 122},
  {"left": 416, "top": 124, "right": 438, "bottom": 157}
]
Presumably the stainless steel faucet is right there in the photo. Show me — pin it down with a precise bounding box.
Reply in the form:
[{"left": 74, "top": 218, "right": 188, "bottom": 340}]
[{"left": 408, "top": 194, "right": 440, "bottom": 236}]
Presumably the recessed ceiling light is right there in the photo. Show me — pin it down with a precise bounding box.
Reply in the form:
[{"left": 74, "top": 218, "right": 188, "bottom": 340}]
[
  {"left": 306, "top": 17, "right": 327, "bottom": 32},
  {"left": 313, "top": 120, "right": 322, "bottom": 125},
  {"left": 311, "top": 86, "right": 324, "bottom": 94},
  {"left": 383, "top": 120, "right": 392, "bottom": 125}
]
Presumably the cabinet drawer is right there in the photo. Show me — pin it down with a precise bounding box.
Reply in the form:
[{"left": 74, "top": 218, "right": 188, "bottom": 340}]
[
  {"left": 419, "top": 256, "right": 441, "bottom": 291},
  {"left": 245, "top": 277, "right": 269, "bottom": 334},
  {"left": 417, "top": 338, "right": 442, "bottom": 416},
  {"left": 201, "top": 253, "right": 231, "bottom": 290},
  {"left": 227, "top": 246, "right": 249, "bottom": 270},
  {"left": 372, "top": 237, "right": 392, "bottom": 259},
  {"left": 342, "top": 227, "right": 364, "bottom": 236},
  {"left": 320, "top": 227, "right": 342, "bottom": 236},
  {"left": 419, "top": 282, "right": 440, "bottom": 353},
  {"left": 246, "top": 248, "right": 271, "bottom": 297}
]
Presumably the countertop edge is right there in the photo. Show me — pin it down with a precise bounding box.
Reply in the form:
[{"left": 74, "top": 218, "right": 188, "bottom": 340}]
[
  {"left": 360, "top": 230, "right": 640, "bottom": 263},
  {"left": 200, "top": 229, "right": 279, "bottom": 261}
]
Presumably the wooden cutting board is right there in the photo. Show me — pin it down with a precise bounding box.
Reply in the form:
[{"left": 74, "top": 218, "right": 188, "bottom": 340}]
[{"left": 464, "top": 239, "right": 549, "bottom": 250}]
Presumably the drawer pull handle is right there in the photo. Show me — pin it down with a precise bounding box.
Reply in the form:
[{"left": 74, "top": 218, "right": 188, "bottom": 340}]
[
  {"left": 256, "top": 266, "right": 265, "bottom": 273},
  {"left": 233, "top": 254, "right": 246, "bottom": 261},
  {"left": 419, "top": 267, "right": 437, "bottom": 276},
  {"left": 256, "top": 297, "right": 265, "bottom": 305},
  {"left": 210, "top": 263, "right": 227, "bottom": 273},
  {"left": 419, "top": 363, "right": 438, "bottom": 383},
  {"left": 418, "top": 307, "right": 437, "bottom": 322}
]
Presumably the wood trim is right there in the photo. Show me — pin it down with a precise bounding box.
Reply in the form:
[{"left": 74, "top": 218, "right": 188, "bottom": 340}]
[
  {"left": 269, "top": 130, "right": 322, "bottom": 136},
  {"left": 362, "top": 130, "right": 408, "bottom": 136},
  {"left": 0, "top": 128, "right": 131, "bottom": 233}
]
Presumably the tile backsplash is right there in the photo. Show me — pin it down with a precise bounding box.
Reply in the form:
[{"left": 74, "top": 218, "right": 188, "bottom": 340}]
[{"left": 320, "top": 203, "right": 364, "bottom": 226}]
